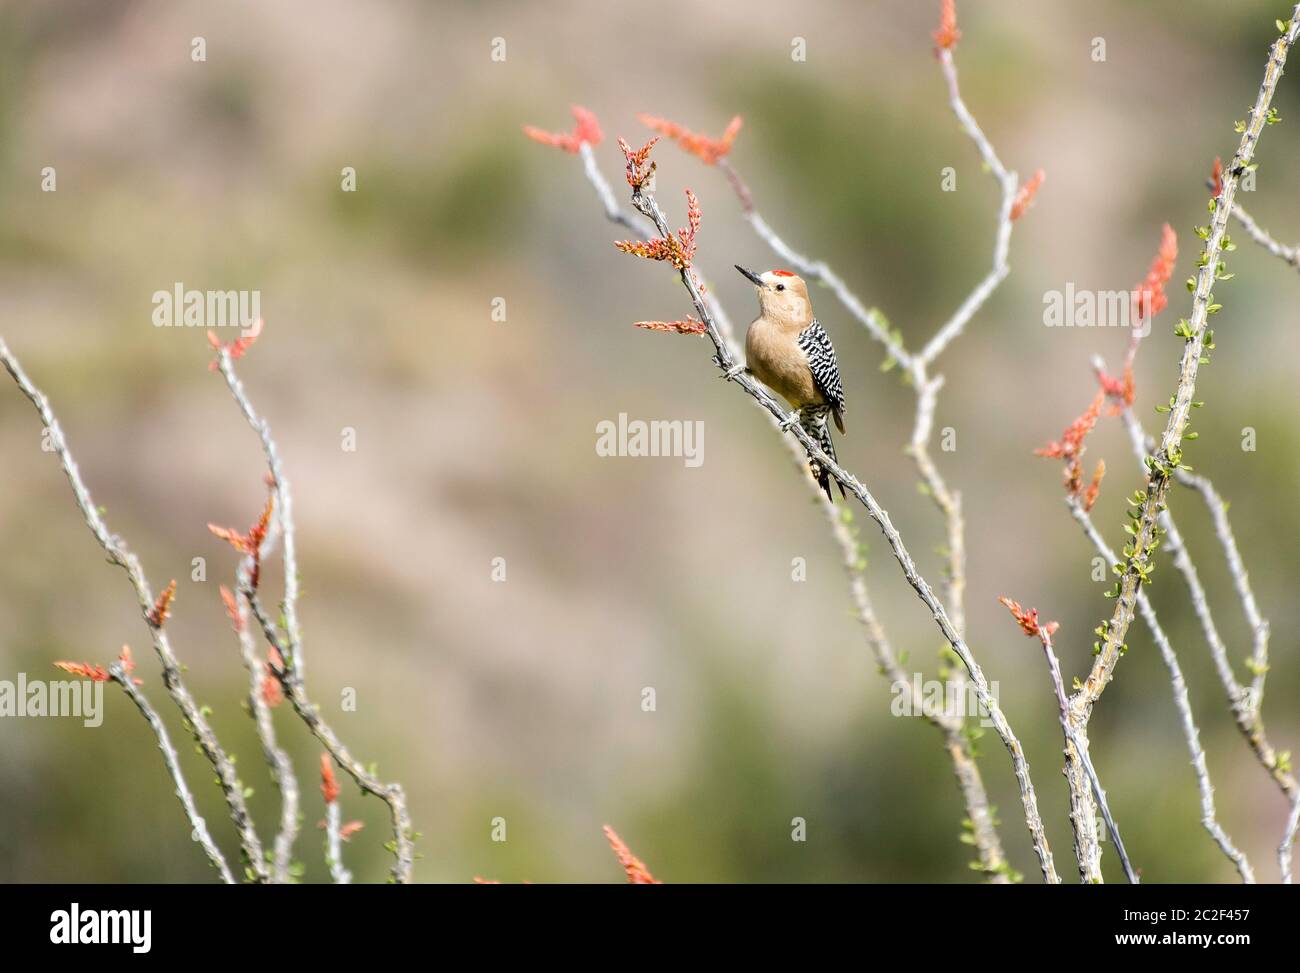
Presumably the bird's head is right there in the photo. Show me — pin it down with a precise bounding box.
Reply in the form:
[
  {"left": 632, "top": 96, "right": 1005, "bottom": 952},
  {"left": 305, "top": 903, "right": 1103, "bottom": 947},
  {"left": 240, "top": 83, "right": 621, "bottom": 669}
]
[{"left": 735, "top": 266, "right": 812, "bottom": 327}]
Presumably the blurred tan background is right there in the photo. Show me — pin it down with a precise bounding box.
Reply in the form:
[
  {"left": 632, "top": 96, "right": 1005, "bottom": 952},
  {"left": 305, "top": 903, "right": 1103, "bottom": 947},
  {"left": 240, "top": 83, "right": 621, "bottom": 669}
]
[{"left": 1, "top": 0, "right": 1298, "bottom": 883}]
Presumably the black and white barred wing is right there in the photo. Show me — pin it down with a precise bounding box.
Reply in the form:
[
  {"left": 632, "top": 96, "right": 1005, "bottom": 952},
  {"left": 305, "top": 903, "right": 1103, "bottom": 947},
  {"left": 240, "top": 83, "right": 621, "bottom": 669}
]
[{"left": 797, "top": 318, "right": 845, "bottom": 432}]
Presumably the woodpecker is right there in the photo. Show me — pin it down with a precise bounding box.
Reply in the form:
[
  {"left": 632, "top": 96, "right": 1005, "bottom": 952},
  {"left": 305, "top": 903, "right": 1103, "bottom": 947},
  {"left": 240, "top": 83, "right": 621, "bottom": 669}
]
[{"left": 734, "top": 266, "right": 846, "bottom": 501}]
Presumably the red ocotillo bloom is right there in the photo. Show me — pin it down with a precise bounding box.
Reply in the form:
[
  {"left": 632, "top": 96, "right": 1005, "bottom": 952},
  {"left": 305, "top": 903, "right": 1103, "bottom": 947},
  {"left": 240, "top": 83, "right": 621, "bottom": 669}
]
[
  {"left": 522, "top": 105, "right": 603, "bottom": 153},
  {"left": 1010, "top": 169, "right": 1045, "bottom": 222},
  {"left": 1082, "top": 459, "right": 1106, "bottom": 513},
  {"left": 1036, "top": 389, "right": 1105, "bottom": 502},
  {"left": 260, "top": 662, "right": 283, "bottom": 708},
  {"left": 614, "top": 187, "right": 701, "bottom": 270},
  {"left": 320, "top": 753, "right": 340, "bottom": 804},
  {"left": 219, "top": 585, "right": 243, "bottom": 632},
  {"left": 634, "top": 316, "right": 707, "bottom": 335},
  {"left": 1096, "top": 224, "right": 1178, "bottom": 414},
  {"left": 1097, "top": 365, "right": 1135, "bottom": 413},
  {"left": 603, "top": 825, "right": 660, "bottom": 884},
  {"left": 148, "top": 579, "right": 177, "bottom": 629},
  {"left": 617, "top": 135, "right": 660, "bottom": 191},
  {"left": 207, "top": 317, "right": 262, "bottom": 371},
  {"left": 1134, "top": 223, "right": 1177, "bottom": 322},
  {"left": 53, "top": 660, "right": 110, "bottom": 682},
  {"left": 998, "top": 597, "right": 1060, "bottom": 641},
  {"left": 56, "top": 644, "right": 141, "bottom": 685},
  {"left": 638, "top": 113, "right": 742, "bottom": 165},
  {"left": 208, "top": 495, "right": 275, "bottom": 589},
  {"left": 933, "top": 0, "right": 961, "bottom": 52}
]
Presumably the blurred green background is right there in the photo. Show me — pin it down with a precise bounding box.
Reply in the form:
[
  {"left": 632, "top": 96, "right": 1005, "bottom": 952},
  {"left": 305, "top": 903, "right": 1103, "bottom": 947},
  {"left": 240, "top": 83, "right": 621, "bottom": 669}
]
[{"left": 1, "top": 0, "right": 1298, "bottom": 883}]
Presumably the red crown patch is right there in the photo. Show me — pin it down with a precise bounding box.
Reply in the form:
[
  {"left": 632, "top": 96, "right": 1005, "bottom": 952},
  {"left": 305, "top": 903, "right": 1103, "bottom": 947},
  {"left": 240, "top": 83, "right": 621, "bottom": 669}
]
[{"left": 771, "top": 269, "right": 796, "bottom": 277}]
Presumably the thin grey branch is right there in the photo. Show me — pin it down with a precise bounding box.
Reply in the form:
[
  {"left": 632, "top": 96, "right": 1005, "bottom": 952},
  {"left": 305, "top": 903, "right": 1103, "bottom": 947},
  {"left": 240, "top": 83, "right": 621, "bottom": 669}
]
[
  {"left": 324, "top": 800, "right": 353, "bottom": 884},
  {"left": 215, "top": 349, "right": 305, "bottom": 679},
  {"left": 581, "top": 142, "right": 640, "bottom": 232},
  {"left": 231, "top": 513, "right": 301, "bottom": 884},
  {"left": 109, "top": 663, "right": 236, "bottom": 884},
  {"left": 1229, "top": 196, "right": 1300, "bottom": 272},
  {"left": 1034, "top": 621, "right": 1139, "bottom": 883},
  {"left": 1282, "top": 795, "right": 1300, "bottom": 883},
  {"left": 1066, "top": 497, "right": 1254, "bottom": 883},
  {"left": 916, "top": 49, "right": 1017, "bottom": 368},
  {"left": 1176, "top": 469, "right": 1272, "bottom": 717}
]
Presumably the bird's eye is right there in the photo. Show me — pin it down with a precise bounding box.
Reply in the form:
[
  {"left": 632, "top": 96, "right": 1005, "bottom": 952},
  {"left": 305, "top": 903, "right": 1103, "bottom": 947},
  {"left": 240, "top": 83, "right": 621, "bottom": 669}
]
[{"left": 775, "top": 283, "right": 785, "bottom": 291}]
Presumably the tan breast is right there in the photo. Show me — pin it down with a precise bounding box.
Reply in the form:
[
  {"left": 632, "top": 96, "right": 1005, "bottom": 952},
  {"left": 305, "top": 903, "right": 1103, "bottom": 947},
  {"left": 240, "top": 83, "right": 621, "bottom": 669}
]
[{"left": 745, "top": 316, "right": 821, "bottom": 408}]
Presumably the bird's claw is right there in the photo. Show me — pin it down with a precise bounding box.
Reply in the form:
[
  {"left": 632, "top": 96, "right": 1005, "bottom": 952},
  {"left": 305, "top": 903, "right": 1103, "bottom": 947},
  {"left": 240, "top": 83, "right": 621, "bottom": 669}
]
[
  {"left": 779, "top": 410, "right": 800, "bottom": 432},
  {"left": 721, "top": 363, "right": 747, "bottom": 381}
]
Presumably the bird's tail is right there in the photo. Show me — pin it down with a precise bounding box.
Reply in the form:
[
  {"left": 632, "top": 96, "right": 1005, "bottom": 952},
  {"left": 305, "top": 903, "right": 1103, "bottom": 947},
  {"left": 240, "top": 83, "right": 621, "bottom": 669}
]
[{"left": 800, "top": 405, "right": 845, "bottom": 502}]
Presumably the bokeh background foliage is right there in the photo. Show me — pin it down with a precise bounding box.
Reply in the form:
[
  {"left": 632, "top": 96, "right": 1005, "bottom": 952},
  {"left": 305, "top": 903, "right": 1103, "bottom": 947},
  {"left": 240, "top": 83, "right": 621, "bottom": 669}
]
[{"left": 1, "top": 0, "right": 1298, "bottom": 882}]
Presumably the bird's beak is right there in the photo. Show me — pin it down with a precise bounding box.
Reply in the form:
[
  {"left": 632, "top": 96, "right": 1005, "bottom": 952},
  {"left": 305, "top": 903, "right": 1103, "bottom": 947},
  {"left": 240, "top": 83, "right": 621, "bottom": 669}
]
[{"left": 735, "top": 265, "right": 766, "bottom": 288}]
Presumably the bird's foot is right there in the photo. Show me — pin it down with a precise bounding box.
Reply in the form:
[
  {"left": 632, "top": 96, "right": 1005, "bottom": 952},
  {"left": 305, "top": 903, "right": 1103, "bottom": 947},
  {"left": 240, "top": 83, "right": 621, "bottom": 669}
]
[
  {"left": 721, "top": 363, "right": 748, "bottom": 381},
  {"left": 779, "top": 410, "right": 801, "bottom": 432}
]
